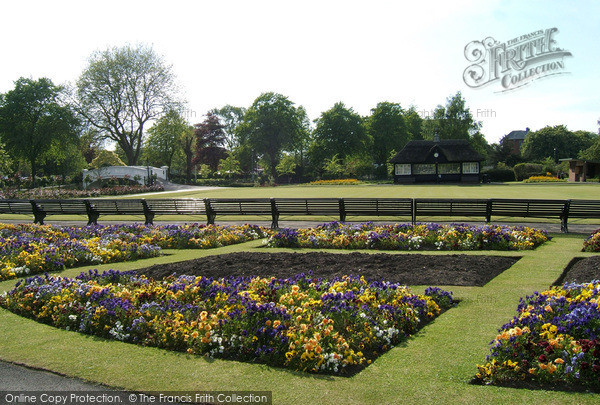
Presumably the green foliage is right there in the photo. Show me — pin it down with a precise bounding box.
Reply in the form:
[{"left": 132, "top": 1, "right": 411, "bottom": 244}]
[
  {"left": 492, "top": 134, "right": 523, "bottom": 167},
  {"left": 236, "top": 92, "right": 307, "bottom": 179},
  {"left": 367, "top": 102, "right": 410, "bottom": 165},
  {"left": 76, "top": 44, "right": 178, "bottom": 165},
  {"left": 579, "top": 136, "right": 600, "bottom": 161},
  {"left": 145, "top": 110, "right": 189, "bottom": 173},
  {"left": 322, "top": 154, "right": 345, "bottom": 178},
  {"left": 522, "top": 125, "right": 597, "bottom": 161},
  {"left": 309, "top": 102, "right": 371, "bottom": 170},
  {"left": 276, "top": 154, "right": 298, "bottom": 182},
  {"left": 403, "top": 107, "right": 424, "bottom": 140},
  {"left": 513, "top": 163, "right": 543, "bottom": 181},
  {"left": 422, "top": 92, "right": 480, "bottom": 141},
  {"left": 89, "top": 150, "right": 126, "bottom": 168},
  {"left": 0, "top": 77, "right": 79, "bottom": 186},
  {"left": 218, "top": 154, "right": 241, "bottom": 178},
  {"left": 482, "top": 167, "right": 515, "bottom": 182},
  {"left": 0, "top": 142, "right": 13, "bottom": 176},
  {"left": 210, "top": 105, "right": 246, "bottom": 150},
  {"left": 198, "top": 164, "right": 213, "bottom": 179}
]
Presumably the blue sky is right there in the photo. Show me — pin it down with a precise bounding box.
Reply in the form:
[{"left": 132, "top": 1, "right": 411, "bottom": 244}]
[{"left": 1, "top": 0, "right": 598, "bottom": 143}]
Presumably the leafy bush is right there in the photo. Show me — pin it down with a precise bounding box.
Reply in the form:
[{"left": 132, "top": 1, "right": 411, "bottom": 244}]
[
  {"left": 482, "top": 167, "right": 515, "bottom": 182},
  {"left": 513, "top": 163, "right": 544, "bottom": 181}
]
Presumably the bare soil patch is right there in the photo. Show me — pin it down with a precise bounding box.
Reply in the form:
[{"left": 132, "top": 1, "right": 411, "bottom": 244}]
[
  {"left": 135, "top": 252, "right": 520, "bottom": 287},
  {"left": 555, "top": 256, "right": 600, "bottom": 284}
]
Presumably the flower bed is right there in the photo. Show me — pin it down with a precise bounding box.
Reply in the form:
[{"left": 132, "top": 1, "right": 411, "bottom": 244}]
[
  {"left": 0, "top": 270, "right": 454, "bottom": 375},
  {"left": 523, "top": 175, "right": 565, "bottom": 183},
  {"left": 266, "top": 222, "right": 551, "bottom": 251},
  {"left": 0, "top": 223, "right": 268, "bottom": 281},
  {"left": 308, "top": 179, "right": 362, "bottom": 185},
  {"left": 473, "top": 282, "right": 600, "bottom": 391},
  {"left": 0, "top": 184, "right": 164, "bottom": 199},
  {"left": 583, "top": 229, "right": 600, "bottom": 252}
]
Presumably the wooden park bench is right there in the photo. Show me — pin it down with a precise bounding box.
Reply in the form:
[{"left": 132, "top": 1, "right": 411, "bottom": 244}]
[
  {"left": 86, "top": 199, "right": 146, "bottom": 225},
  {"left": 413, "top": 198, "right": 491, "bottom": 223},
  {"left": 341, "top": 198, "right": 413, "bottom": 222},
  {"left": 562, "top": 199, "right": 600, "bottom": 233},
  {"left": 489, "top": 198, "right": 569, "bottom": 232},
  {"left": 31, "top": 199, "right": 93, "bottom": 225},
  {"left": 142, "top": 198, "right": 206, "bottom": 225},
  {"left": 271, "top": 198, "right": 343, "bottom": 228},
  {"left": 204, "top": 198, "right": 275, "bottom": 226},
  {"left": 0, "top": 199, "right": 36, "bottom": 221}
]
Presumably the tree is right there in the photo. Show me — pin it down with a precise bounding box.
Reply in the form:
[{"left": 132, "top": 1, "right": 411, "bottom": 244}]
[
  {"left": 218, "top": 154, "right": 241, "bottom": 179},
  {"left": 75, "top": 44, "right": 178, "bottom": 165},
  {"left": 522, "top": 125, "right": 597, "bottom": 161},
  {"left": 89, "top": 150, "right": 126, "bottom": 169},
  {"left": 367, "top": 102, "right": 410, "bottom": 167},
  {"left": 236, "top": 92, "right": 306, "bottom": 179},
  {"left": 0, "top": 77, "right": 79, "bottom": 186},
  {"left": 276, "top": 154, "right": 298, "bottom": 183},
  {"left": 403, "top": 106, "right": 424, "bottom": 140},
  {"left": 179, "top": 126, "right": 195, "bottom": 184},
  {"left": 309, "top": 102, "right": 371, "bottom": 168},
  {"left": 209, "top": 105, "right": 246, "bottom": 150},
  {"left": 79, "top": 128, "right": 103, "bottom": 164},
  {"left": 422, "top": 92, "right": 480, "bottom": 141},
  {"left": 194, "top": 113, "right": 228, "bottom": 171},
  {"left": 145, "top": 110, "right": 188, "bottom": 175},
  {"left": 492, "top": 134, "right": 523, "bottom": 167}
]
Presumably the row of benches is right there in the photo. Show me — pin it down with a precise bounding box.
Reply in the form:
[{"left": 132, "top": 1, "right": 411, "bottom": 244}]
[{"left": 0, "top": 197, "right": 599, "bottom": 232}]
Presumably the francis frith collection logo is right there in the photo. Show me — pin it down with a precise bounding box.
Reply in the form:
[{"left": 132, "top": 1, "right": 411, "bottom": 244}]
[{"left": 463, "top": 28, "right": 572, "bottom": 92}]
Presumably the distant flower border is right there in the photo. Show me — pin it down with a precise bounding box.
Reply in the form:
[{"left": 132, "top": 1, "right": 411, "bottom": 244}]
[
  {"left": 308, "top": 179, "right": 362, "bottom": 185},
  {"left": 266, "top": 222, "right": 551, "bottom": 251}
]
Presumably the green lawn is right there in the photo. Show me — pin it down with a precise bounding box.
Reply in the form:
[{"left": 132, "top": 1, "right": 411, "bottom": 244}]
[
  {"left": 0, "top": 232, "right": 598, "bottom": 404},
  {"left": 163, "top": 182, "right": 600, "bottom": 200}
]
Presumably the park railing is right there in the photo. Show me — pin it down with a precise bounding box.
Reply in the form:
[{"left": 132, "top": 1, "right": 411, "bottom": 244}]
[{"left": 1, "top": 197, "right": 600, "bottom": 232}]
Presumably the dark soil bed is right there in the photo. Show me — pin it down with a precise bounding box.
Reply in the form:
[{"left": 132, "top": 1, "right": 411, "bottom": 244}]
[
  {"left": 555, "top": 256, "right": 600, "bottom": 284},
  {"left": 135, "top": 252, "right": 520, "bottom": 287}
]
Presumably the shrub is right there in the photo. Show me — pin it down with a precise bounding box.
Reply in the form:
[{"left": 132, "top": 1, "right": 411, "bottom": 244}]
[
  {"left": 482, "top": 167, "right": 515, "bottom": 182},
  {"left": 513, "top": 163, "right": 543, "bottom": 181}
]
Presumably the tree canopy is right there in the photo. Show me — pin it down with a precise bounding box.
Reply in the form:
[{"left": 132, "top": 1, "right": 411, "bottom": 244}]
[
  {"left": 145, "top": 109, "right": 189, "bottom": 173},
  {"left": 194, "top": 113, "right": 228, "bottom": 171},
  {"left": 309, "top": 102, "right": 371, "bottom": 169},
  {"left": 235, "top": 92, "right": 306, "bottom": 178},
  {"left": 0, "top": 77, "right": 79, "bottom": 185},
  {"left": 367, "top": 102, "right": 410, "bottom": 165},
  {"left": 522, "top": 125, "right": 597, "bottom": 161},
  {"left": 75, "top": 44, "right": 178, "bottom": 165}
]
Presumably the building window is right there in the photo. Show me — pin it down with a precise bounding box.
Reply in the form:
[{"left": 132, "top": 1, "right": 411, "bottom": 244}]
[
  {"left": 414, "top": 164, "right": 436, "bottom": 175},
  {"left": 395, "top": 164, "right": 411, "bottom": 175},
  {"left": 438, "top": 163, "right": 461, "bottom": 174},
  {"left": 462, "top": 162, "right": 479, "bottom": 174}
]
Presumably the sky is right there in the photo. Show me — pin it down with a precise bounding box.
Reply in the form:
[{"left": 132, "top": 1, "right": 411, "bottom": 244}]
[{"left": 1, "top": 0, "right": 599, "bottom": 144}]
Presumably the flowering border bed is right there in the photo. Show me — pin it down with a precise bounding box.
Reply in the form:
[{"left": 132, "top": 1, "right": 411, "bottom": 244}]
[
  {"left": 0, "top": 223, "right": 268, "bottom": 281},
  {"left": 583, "top": 229, "right": 600, "bottom": 252},
  {"left": 473, "top": 282, "right": 600, "bottom": 391},
  {"left": 0, "top": 270, "right": 454, "bottom": 375},
  {"left": 267, "top": 222, "right": 551, "bottom": 251}
]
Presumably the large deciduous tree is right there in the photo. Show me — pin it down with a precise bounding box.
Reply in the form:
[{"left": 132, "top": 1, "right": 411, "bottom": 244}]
[
  {"left": 209, "top": 105, "right": 246, "bottom": 150},
  {"left": 236, "top": 92, "right": 306, "bottom": 179},
  {"left": 145, "top": 109, "right": 189, "bottom": 175},
  {"left": 522, "top": 125, "right": 597, "bottom": 161},
  {"left": 309, "top": 102, "right": 371, "bottom": 170},
  {"left": 423, "top": 92, "right": 480, "bottom": 141},
  {"left": 194, "top": 113, "right": 228, "bottom": 171},
  {"left": 367, "top": 102, "right": 410, "bottom": 166},
  {"left": 0, "top": 77, "right": 79, "bottom": 186},
  {"left": 75, "top": 44, "right": 178, "bottom": 165}
]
